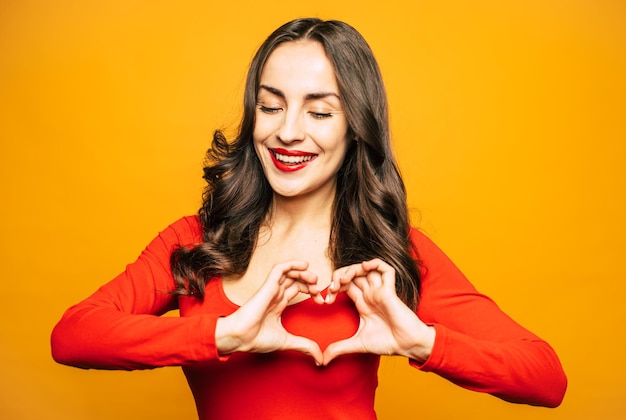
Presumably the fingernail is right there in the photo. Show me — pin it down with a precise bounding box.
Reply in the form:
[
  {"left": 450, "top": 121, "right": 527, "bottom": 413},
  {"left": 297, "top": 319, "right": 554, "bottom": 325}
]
[
  {"left": 329, "top": 280, "right": 335, "bottom": 290},
  {"left": 324, "top": 294, "right": 331, "bottom": 304}
]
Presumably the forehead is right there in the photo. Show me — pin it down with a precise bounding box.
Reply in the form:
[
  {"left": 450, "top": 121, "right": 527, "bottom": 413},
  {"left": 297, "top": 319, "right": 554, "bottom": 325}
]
[{"left": 259, "top": 41, "right": 339, "bottom": 95}]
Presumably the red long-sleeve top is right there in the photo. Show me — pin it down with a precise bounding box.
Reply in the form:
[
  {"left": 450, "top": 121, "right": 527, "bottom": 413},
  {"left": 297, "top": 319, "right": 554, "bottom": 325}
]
[{"left": 51, "top": 216, "right": 567, "bottom": 419}]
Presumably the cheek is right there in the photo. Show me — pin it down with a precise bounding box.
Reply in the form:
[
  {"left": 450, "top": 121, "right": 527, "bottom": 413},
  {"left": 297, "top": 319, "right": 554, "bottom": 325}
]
[
  {"left": 321, "top": 125, "right": 351, "bottom": 155},
  {"left": 252, "top": 127, "right": 267, "bottom": 158},
  {"left": 253, "top": 116, "right": 276, "bottom": 142},
  {"left": 338, "top": 139, "right": 352, "bottom": 163}
]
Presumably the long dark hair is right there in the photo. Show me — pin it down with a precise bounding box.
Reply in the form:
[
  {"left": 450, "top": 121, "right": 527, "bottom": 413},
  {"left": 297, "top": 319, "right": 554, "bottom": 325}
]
[{"left": 170, "top": 18, "right": 421, "bottom": 308}]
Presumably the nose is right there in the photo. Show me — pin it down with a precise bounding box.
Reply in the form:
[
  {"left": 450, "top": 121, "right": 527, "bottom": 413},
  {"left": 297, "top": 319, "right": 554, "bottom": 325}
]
[{"left": 276, "top": 108, "right": 305, "bottom": 143}]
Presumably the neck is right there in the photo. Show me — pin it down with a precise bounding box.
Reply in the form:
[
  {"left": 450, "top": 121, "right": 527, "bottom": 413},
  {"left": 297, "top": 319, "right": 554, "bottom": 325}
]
[{"left": 265, "top": 189, "right": 335, "bottom": 235}]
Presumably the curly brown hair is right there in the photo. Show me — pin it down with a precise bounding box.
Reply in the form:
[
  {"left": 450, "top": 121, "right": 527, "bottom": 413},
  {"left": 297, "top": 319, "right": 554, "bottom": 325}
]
[{"left": 170, "top": 18, "right": 422, "bottom": 309}]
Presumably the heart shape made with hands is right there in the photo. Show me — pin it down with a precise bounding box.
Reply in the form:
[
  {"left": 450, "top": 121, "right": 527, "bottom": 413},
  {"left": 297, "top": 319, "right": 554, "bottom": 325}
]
[
  {"left": 278, "top": 259, "right": 400, "bottom": 362},
  {"left": 274, "top": 258, "right": 412, "bottom": 364},
  {"left": 281, "top": 290, "right": 360, "bottom": 352}
]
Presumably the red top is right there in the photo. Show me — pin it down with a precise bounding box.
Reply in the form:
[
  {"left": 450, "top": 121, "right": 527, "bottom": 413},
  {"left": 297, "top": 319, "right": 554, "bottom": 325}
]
[{"left": 51, "top": 216, "right": 567, "bottom": 418}]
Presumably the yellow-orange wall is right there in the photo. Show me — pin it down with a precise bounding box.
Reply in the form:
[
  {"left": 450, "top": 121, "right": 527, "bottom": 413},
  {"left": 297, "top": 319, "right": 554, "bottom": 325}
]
[{"left": 1, "top": 1, "right": 624, "bottom": 419}]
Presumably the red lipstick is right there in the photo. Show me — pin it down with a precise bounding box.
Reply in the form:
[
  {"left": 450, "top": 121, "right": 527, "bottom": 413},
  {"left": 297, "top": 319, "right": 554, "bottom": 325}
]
[{"left": 269, "top": 148, "right": 317, "bottom": 172}]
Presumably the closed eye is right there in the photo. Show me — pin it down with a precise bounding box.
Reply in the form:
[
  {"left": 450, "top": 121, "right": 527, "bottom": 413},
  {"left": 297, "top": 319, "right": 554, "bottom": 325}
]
[
  {"left": 258, "top": 105, "right": 282, "bottom": 114},
  {"left": 310, "top": 112, "right": 333, "bottom": 119}
]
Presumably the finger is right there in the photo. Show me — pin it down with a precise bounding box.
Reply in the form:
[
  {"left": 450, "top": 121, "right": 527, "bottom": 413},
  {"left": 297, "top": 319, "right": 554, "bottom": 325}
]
[
  {"left": 285, "top": 269, "right": 317, "bottom": 283},
  {"left": 343, "top": 280, "right": 368, "bottom": 312},
  {"left": 361, "top": 259, "right": 396, "bottom": 289},
  {"left": 379, "top": 264, "right": 397, "bottom": 289},
  {"left": 281, "top": 280, "right": 311, "bottom": 303},
  {"left": 254, "top": 261, "right": 310, "bottom": 303},
  {"left": 285, "top": 269, "right": 321, "bottom": 293},
  {"left": 333, "top": 264, "right": 369, "bottom": 288},
  {"left": 285, "top": 271, "right": 325, "bottom": 304},
  {"left": 326, "top": 265, "right": 359, "bottom": 304},
  {"left": 350, "top": 274, "right": 394, "bottom": 309},
  {"left": 286, "top": 280, "right": 327, "bottom": 305},
  {"left": 284, "top": 334, "right": 324, "bottom": 366},
  {"left": 280, "top": 275, "right": 325, "bottom": 305},
  {"left": 322, "top": 336, "right": 363, "bottom": 366},
  {"left": 360, "top": 269, "right": 381, "bottom": 289},
  {"left": 272, "top": 260, "right": 310, "bottom": 285},
  {"left": 361, "top": 258, "right": 394, "bottom": 276},
  {"left": 352, "top": 275, "right": 370, "bottom": 292}
]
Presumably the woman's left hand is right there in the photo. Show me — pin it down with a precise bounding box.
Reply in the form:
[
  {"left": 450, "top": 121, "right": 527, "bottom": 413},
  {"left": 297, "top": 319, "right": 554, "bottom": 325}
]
[{"left": 322, "top": 258, "right": 436, "bottom": 366}]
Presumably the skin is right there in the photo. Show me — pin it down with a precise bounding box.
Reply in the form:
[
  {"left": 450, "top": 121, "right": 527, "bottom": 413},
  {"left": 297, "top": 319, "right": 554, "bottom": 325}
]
[
  {"left": 215, "top": 40, "right": 435, "bottom": 366},
  {"left": 253, "top": 41, "right": 351, "bottom": 201}
]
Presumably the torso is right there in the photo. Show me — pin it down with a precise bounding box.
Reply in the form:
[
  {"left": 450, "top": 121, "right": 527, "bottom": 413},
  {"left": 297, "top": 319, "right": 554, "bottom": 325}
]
[
  {"left": 183, "top": 206, "right": 381, "bottom": 419},
  {"left": 222, "top": 223, "right": 334, "bottom": 305},
  {"left": 179, "top": 276, "right": 379, "bottom": 420}
]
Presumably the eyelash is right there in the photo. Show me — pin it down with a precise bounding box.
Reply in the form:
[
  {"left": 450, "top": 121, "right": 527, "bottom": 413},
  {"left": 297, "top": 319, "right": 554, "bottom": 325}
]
[
  {"left": 257, "top": 105, "right": 333, "bottom": 120},
  {"left": 259, "top": 105, "right": 282, "bottom": 114},
  {"left": 310, "top": 112, "right": 333, "bottom": 119}
]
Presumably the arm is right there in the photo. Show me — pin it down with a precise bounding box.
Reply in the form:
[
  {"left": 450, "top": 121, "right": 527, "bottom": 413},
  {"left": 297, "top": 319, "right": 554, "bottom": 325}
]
[
  {"left": 412, "top": 229, "right": 567, "bottom": 407},
  {"left": 50, "top": 216, "right": 221, "bottom": 370},
  {"left": 323, "top": 230, "right": 566, "bottom": 407},
  {"left": 51, "top": 216, "right": 326, "bottom": 369}
]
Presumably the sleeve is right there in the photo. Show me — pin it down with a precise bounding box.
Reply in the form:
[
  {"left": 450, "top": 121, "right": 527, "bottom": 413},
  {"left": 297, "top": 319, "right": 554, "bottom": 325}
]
[
  {"left": 50, "top": 216, "right": 222, "bottom": 370},
  {"left": 409, "top": 229, "right": 567, "bottom": 407}
]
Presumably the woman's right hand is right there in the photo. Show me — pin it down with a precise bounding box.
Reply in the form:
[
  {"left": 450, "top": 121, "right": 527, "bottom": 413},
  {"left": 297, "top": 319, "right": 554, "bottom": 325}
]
[{"left": 214, "top": 261, "right": 324, "bottom": 365}]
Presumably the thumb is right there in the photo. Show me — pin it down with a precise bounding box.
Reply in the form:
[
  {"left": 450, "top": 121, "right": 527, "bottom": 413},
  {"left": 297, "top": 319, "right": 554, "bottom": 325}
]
[
  {"left": 322, "top": 337, "right": 362, "bottom": 366},
  {"left": 285, "top": 334, "right": 324, "bottom": 366}
]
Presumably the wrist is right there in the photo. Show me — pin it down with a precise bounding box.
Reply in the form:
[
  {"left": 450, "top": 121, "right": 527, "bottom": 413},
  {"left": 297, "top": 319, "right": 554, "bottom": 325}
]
[
  {"left": 405, "top": 325, "right": 436, "bottom": 363},
  {"left": 215, "top": 315, "right": 243, "bottom": 355}
]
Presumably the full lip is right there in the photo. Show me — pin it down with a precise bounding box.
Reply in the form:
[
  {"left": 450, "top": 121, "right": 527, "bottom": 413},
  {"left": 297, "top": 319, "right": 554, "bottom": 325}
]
[{"left": 268, "top": 148, "right": 318, "bottom": 172}]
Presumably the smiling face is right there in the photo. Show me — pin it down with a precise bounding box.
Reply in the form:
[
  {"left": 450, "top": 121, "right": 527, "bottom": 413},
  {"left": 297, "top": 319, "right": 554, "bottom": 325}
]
[{"left": 253, "top": 41, "right": 351, "bottom": 201}]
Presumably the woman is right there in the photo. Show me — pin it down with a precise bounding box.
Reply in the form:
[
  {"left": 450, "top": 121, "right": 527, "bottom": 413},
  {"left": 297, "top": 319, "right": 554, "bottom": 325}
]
[{"left": 51, "top": 18, "right": 567, "bottom": 419}]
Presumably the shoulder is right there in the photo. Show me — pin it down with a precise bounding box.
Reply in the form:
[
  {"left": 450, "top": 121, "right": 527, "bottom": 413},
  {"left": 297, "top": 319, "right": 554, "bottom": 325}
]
[
  {"left": 156, "top": 215, "right": 203, "bottom": 246},
  {"left": 408, "top": 227, "right": 464, "bottom": 281},
  {"left": 409, "top": 227, "right": 431, "bottom": 247},
  {"left": 409, "top": 227, "right": 441, "bottom": 261}
]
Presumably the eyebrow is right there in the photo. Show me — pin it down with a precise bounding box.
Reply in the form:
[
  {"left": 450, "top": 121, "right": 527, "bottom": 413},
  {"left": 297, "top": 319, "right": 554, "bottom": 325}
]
[{"left": 258, "top": 84, "right": 340, "bottom": 101}]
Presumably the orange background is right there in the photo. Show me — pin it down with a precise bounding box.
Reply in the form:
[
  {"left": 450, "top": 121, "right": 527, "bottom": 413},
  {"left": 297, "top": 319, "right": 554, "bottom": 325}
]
[{"left": 1, "top": 1, "right": 625, "bottom": 419}]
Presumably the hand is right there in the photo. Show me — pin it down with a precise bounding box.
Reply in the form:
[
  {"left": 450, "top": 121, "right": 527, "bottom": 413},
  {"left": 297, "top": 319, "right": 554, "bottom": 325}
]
[
  {"left": 322, "top": 258, "right": 435, "bottom": 365},
  {"left": 215, "top": 261, "right": 325, "bottom": 365}
]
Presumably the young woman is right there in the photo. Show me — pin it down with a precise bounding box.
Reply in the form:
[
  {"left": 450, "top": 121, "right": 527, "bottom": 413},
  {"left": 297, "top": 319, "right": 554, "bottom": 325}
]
[{"left": 51, "top": 18, "right": 567, "bottom": 419}]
